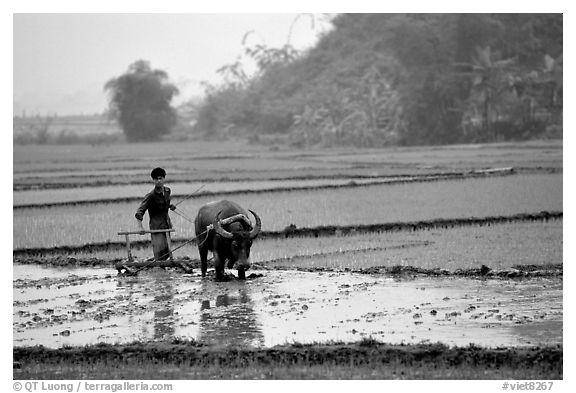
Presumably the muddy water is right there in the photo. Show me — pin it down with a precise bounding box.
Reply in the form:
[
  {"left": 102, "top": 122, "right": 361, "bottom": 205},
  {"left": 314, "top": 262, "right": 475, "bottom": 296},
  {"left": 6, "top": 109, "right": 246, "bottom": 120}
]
[{"left": 13, "top": 264, "right": 562, "bottom": 349}]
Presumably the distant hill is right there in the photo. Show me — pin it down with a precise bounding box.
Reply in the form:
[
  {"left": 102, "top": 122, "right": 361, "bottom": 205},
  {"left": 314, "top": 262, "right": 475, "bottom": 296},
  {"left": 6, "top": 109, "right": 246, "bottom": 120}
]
[{"left": 193, "top": 14, "right": 563, "bottom": 147}]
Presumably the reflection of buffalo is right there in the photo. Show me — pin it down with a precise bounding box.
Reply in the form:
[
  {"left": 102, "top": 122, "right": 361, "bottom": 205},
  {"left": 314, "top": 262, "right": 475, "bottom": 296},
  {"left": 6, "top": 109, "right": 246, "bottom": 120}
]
[
  {"left": 195, "top": 200, "right": 261, "bottom": 281},
  {"left": 198, "top": 288, "right": 264, "bottom": 347}
]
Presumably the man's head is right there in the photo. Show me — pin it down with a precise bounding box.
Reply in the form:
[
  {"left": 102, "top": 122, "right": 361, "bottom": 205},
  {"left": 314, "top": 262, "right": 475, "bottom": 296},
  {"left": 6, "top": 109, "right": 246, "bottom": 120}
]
[
  {"left": 151, "top": 167, "right": 166, "bottom": 179},
  {"left": 151, "top": 167, "right": 166, "bottom": 189}
]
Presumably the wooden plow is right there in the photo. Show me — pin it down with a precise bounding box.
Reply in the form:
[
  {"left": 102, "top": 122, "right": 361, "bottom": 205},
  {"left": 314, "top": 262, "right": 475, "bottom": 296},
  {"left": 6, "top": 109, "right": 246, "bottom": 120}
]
[
  {"left": 115, "top": 229, "right": 196, "bottom": 275},
  {"left": 114, "top": 214, "right": 249, "bottom": 275}
]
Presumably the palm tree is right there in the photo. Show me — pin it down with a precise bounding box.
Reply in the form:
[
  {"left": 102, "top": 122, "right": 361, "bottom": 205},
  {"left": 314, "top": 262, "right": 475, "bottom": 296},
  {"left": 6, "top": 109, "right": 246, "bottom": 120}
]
[{"left": 468, "top": 46, "right": 517, "bottom": 139}]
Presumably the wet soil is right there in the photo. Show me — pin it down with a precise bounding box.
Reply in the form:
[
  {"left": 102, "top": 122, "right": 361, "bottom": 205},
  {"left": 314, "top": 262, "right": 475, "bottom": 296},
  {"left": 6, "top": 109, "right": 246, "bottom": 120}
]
[{"left": 13, "top": 265, "right": 562, "bottom": 349}]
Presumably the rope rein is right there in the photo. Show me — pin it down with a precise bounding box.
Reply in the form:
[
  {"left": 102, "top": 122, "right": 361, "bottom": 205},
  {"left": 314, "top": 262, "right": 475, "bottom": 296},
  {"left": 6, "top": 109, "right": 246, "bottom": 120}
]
[
  {"left": 172, "top": 208, "right": 196, "bottom": 224},
  {"left": 174, "top": 184, "right": 206, "bottom": 207}
]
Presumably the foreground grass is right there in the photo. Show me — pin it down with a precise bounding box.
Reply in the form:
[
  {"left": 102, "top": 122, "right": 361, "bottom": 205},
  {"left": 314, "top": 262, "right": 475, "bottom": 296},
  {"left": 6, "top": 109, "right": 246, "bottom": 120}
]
[{"left": 13, "top": 341, "right": 562, "bottom": 380}]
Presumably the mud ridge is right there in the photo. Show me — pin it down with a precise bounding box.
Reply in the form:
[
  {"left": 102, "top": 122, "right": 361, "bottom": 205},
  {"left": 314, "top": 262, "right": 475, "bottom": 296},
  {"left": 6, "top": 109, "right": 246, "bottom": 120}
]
[
  {"left": 252, "top": 263, "right": 563, "bottom": 279},
  {"left": 14, "top": 167, "right": 525, "bottom": 209},
  {"left": 15, "top": 153, "right": 256, "bottom": 170},
  {"left": 13, "top": 340, "right": 562, "bottom": 374},
  {"left": 13, "top": 211, "right": 562, "bottom": 260},
  {"left": 265, "top": 211, "right": 562, "bottom": 240},
  {"left": 13, "top": 166, "right": 562, "bottom": 192},
  {"left": 12, "top": 250, "right": 562, "bottom": 279}
]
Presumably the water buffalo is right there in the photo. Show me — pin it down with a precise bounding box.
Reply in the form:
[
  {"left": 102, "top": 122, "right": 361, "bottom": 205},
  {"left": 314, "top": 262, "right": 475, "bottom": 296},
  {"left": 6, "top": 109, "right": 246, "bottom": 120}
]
[{"left": 194, "top": 200, "right": 261, "bottom": 281}]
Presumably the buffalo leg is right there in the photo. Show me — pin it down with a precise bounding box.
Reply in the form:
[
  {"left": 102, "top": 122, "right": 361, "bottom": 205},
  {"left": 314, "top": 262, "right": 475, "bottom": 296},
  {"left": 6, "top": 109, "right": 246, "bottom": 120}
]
[
  {"left": 214, "top": 254, "right": 225, "bottom": 281},
  {"left": 199, "top": 246, "right": 208, "bottom": 277},
  {"left": 237, "top": 267, "right": 246, "bottom": 280}
]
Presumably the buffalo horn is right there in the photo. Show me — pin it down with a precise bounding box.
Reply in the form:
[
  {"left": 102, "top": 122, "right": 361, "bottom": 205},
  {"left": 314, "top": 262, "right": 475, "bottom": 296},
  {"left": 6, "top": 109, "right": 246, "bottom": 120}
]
[
  {"left": 213, "top": 211, "right": 234, "bottom": 239},
  {"left": 248, "top": 210, "right": 262, "bottom": 239}
]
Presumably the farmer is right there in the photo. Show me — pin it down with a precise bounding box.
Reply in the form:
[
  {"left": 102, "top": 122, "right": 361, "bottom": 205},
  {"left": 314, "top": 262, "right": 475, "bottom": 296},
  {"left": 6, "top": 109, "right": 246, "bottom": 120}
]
[{"left": 135, "top": 167, "right": 176, "bottom": 260}]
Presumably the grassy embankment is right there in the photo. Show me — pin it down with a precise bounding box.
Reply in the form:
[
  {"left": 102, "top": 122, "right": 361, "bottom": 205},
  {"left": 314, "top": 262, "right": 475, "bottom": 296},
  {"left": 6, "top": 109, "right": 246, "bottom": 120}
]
[{"left": 13, "top": 340, "right": 562, "bottom": 380}]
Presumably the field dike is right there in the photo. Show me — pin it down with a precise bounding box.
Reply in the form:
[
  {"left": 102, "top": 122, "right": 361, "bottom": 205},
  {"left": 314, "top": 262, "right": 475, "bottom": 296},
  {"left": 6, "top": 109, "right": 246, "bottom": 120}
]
[
  {"left": 14, "top": 211, "right": 562, "bottom": 276},
  {"left": 13, "top": 340, "right": 562, "bottom": 379},
  {"left": 13, "top": 165, "right": 562, "bottom": 193},
  {"left": 12, "top": 165, "right": 532, "bottom": 192},
  {"left": 13, "top": 167, "right": 532, "bottom": 208}
]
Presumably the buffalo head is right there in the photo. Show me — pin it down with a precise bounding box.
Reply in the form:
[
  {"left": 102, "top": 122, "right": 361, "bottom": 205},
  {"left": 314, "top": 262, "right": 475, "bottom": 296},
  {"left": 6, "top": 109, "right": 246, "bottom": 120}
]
[{"left": 213, "top": 210, "right": 261, "bottom": 272}]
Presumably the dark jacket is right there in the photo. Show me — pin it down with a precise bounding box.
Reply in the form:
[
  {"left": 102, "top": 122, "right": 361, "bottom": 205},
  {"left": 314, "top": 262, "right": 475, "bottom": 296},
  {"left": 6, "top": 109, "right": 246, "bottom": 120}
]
[{"left": 135, "top": 186, "right": 173, "bottom": 230}]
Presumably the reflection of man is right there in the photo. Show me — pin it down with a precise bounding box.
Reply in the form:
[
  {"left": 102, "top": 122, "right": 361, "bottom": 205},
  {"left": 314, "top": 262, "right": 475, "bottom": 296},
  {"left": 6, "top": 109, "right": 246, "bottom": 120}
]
[
  {"left": 153, "top": 289, "right": 175, "bottom": 340},
  {"left": 198, "top": 289, "right": 264, "bottom": 347},
  {"left": 116, "top": 274, "right": 176, "bottom": 341},
  {"left": 135, "top": 167, "right": 176, "bottom": 260}
]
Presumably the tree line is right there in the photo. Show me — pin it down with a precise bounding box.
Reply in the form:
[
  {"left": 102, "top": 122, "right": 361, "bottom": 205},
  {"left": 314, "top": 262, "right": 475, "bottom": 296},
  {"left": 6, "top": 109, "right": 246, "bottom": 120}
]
[
  {"left": 103, "top": 14, "right": 562, "bottom": 147},
  {"left": 192, "top": 13, "right": 562, "bottom": 147}
]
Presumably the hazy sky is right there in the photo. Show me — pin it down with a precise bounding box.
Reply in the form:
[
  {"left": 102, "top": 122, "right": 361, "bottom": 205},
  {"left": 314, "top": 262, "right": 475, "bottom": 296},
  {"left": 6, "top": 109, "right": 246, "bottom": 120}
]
[{"left": 13, "top": 13, "right": 332, "bottom": 116}]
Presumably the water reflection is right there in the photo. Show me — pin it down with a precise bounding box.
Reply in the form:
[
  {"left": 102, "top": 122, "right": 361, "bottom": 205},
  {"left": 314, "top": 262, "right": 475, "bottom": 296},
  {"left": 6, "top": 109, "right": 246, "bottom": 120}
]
[
  {"left": 115, "top": 273, "right": 264, "bottom": 346},
  {"left": 151, "top": 281, "right": 175, "bottom": 339},
  {"left": 116, "top": 272, "right": 176, "bottom": 341},
  {"left": 198, "top": 283, "right": 264, "bottom": 347},
  {"left": 14, "top": 265, "right": 563, "bottom": 349}
]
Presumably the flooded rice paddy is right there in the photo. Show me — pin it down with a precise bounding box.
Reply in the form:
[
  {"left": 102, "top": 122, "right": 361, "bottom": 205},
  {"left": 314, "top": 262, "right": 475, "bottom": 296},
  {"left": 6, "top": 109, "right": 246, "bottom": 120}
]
[
  {"left": 13, "top": 264, "right": 562, "bottom": 349},
  {"left": 13, "top": 142, "right": 563, "bottom": 379},
  {"left": 13, "top": 173, "right": 562, "bottom": 249}
]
